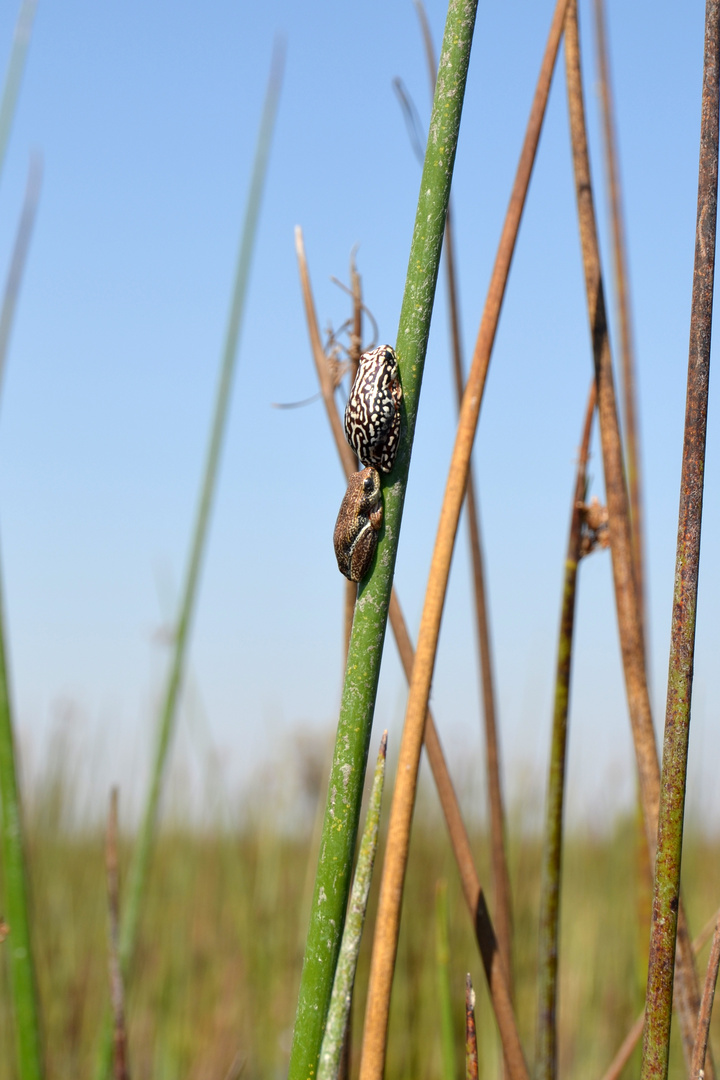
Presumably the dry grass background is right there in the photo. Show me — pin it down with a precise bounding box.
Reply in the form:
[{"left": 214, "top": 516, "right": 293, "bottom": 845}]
[{"left": 2, "top": 753, "right": 719, "bottom": 1080}]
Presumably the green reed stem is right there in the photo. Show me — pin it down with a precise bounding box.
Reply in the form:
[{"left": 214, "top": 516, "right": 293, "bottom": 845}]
[
  {"left": 94, "top": 43, "right": 284, "bottom": 1080},
  {"left": 0, "top": 572, "right": 43, "bottom": 1080},
  {"left": 641, "top": 2, "right": 719, "bottom": 1076},
  {"left": 317, "top": 733, "right": 387, "bottom": 1080},
  {"left": 436, "top": 880, "right": 456, "bottom": 1080},
  {"left": 535, "top": 386, "right": 594, "bottom": 1080},
  {"left": 0, "top": 118, "right": 45, "bottom": 1080},
  {"left": 287, "top": 3, "right": 477, "bottom": 1076}
]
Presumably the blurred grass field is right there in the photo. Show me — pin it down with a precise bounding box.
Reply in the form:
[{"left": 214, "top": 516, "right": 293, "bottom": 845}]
[{"left": 2, "top": 757, "right": 719, "bottom": 1080}]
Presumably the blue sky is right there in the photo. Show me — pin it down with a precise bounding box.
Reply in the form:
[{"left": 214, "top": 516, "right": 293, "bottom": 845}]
[{"left": 0, "top": 0, "right": 717, "bottom": 828}]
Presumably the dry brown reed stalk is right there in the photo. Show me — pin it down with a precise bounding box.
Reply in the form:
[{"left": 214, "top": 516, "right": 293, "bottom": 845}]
[
  {"left": 295, "top": 229, "right": 359, "bottom": 665},
  {"left": 641, "top": 2, "right": 719, "bottom": 1073},
  {"left": 414, "top": 0, "right": 513, "bottom": 1002},
  {"left": 388, "top": 587, "right": 525, "bottom": 1066},
  {"left": 692, "top": 920, "right": 720, "bottom": 1079},
  {"left": 295, "top": 229, "right": 356, "bottom": 479},
  {"left": 593, "top": 0, "right": 646, "bottom": 653},
  {"left": 295, "top": 228, "right": 523, "bottom": 1063},
  {"left": 563, "top": 4, "right": 709, "bottom": 1071},
  {"left": 466, "top": 974, "right": 478, "bottom": 1080},
  {"left": 535, "top": 382, "right": 596, "bottom": 1080},
  {"left": 599, "top": 905, "right": 720, "bottom": 1080},
  {"left": 358, "top": 4, "right": 568, "bottom": 1078},
  {"left": 105, "top": 789, "right": 129, "bottom": 1080}
]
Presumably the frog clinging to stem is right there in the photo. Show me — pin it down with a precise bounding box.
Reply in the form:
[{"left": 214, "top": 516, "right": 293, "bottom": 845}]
[
  {"left": 344, "top": 344, "right": 402, "bottom": 474},
  {"left": 333, "top": 466, "right": 383, "bottom": 582}
]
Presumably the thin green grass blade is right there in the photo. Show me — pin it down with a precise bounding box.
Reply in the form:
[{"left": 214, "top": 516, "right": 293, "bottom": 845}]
[
  {"left": 0, "top": 0, "right": 37, "bottom": 189},
  {"left": 436, "top": 880, "right": 456, "bottom": 1080},
  {"left": 94, "top": 42, "right": 284, "bottom": 1080},
  {"left": 0, "top": 153, "right": 41, "bottom": 396},
  {"left": 287, "top": 3, "right": 478, "bottom": 1076},
  {"left": 0, "top": 576, "right": 43, "bottom": 1080},
  {"left": 317, "top": 732, "right": 387, "bottom": 1080},
  {"left": 0, "top": 152, "right": 45, "bottom": 1080}
]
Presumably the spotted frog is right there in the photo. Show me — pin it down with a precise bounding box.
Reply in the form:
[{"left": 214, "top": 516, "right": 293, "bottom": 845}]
[
  {"left": 333, "top": 467, "right": 383, "bottom": 581},
  {"left": 344, "top": 345, "right": 402, "bottom": 474}
]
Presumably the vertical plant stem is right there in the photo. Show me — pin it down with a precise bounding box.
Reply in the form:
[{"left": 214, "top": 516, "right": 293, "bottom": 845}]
[
  {"left": 297, "top": 228, "right": 524, "bottom": 1074},
  {"left": 106, "top": 789, "right": 129, "bottom": 1080},
  {"left": 359, "top": 5, "right": 568, "bottom": 1078},
  {"left": 436, "top": 880, "right": 456, "bottom": 1080},
  {"left": 0, "top": 569, "right": 43, "bottom": 1080},
  {"left": 0, "top": 0, "right": 37, "bottom": 188},
  {"left": 535, "top": 383, "right": 595, "bottom": 1080},
  {"left": 599, "top": 908, "right": 720, "bottom": 1080},
  {"left": 0, "top": 153, "right": 41, "bottom": 397},
  {"left": 95, "top": 44, "right": 284, "bottom": 1080},
  {"left": 0, "top": 155, "right": 44, "bottom": 1080},
  {"left": 415, "top": 0, "right": 513, "bottom": 1002},
  {"left": 388, "top": 593, "right": 523, "bottom": 1056},
  {"left": 692, "top": 920, "right": 720, "bottom": 1079},
  {"left": 120, "top": 37, "right": 283, "bottom": 973},
  {"left": 593, "top": 0, "right": 646, "bottom": 651},
  {"left": 288, "top": 5, "right": 478, "bottom": 1077},
  {"left": 317, "top": 733, "right": 387, "bottom": 1080},
  {"left": 563, "top": 4, "right": 710, "bottom": 1070},
  {"left": 640, "top": 3, "right": 720, "bottom": 1076}
]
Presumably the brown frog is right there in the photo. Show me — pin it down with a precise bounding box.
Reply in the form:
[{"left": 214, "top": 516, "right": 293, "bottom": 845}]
[{"left": 333, "top": 467, "right": 383, "bottom": 581}]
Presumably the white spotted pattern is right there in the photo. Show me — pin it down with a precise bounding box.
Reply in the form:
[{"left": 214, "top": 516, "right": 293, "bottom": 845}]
[{"left": 344, "top": 345, "right": 402, "bottom": 473}]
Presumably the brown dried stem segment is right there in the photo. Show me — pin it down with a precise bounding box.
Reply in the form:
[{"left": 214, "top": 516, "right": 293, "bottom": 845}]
[
  {"left": 593, "top": 0, "right": 646, "bottom": 652},
  {"left": 535, "top": 383, "right": 596, "bottom": 1080},
  {"left": 360, "top": 2, "right": 569, "bottom": 1080},
  {"left": 297, "top": 227, "right": 523, "bottom": 1077},
  {"left": 692, "top": 920, "right": 720, "bottom": 1079},
  {"left": 563, "top": 3, "right": 710, "bottom": 1071},
  {"left": 466, "top": 974, "right": 479, "bottom": 1080},
  {"left": 106, "top": 790, "right": 129, "bottom": 1080},
  {"left": 415, "top": 0, "right": 513, "bottom": 1001},
  {"left": 294, "top": 229, "right": 360, "bottom": 664},
  {"left": 388, "top": 592, "right": 522, "bottom": 1064},
  {"left": 359, "top": 5, "right": 569, "bottom": 1079},
  {"left": 641, "top": 2, "right": 720, "bottom": 1076}
]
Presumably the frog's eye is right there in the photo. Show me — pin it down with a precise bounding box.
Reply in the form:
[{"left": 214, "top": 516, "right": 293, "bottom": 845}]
[{"left": 363, "top": 476, "right": 375, "bottom": 492}]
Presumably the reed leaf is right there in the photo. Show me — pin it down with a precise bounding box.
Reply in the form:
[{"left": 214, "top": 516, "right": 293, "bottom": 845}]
[
  {"left": 0, "top": 97, "right": 45, "bottom": 1080},
  {"left": 0, "top": 0, "right": 37, "bottom": 188},
  {"left": 94, "top": 42, "right": 284, "bottom": 1080},
  {"left": 0, "top": 574, "right": 43, "bottom": 1080},
  {"left": 436, "top": 880, "right": 456, "bottom": 1080}
]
